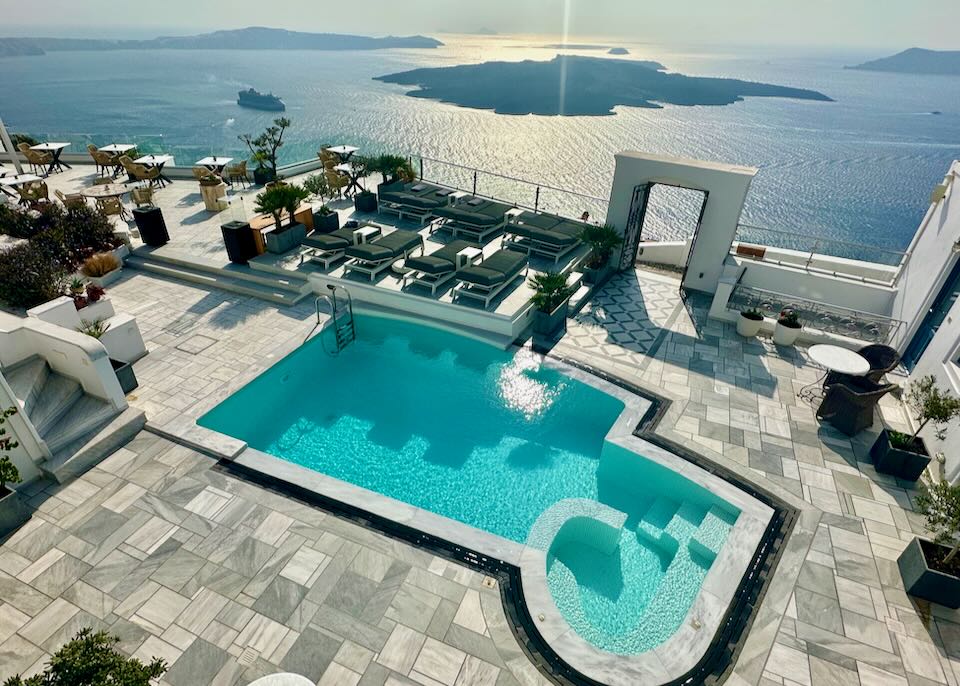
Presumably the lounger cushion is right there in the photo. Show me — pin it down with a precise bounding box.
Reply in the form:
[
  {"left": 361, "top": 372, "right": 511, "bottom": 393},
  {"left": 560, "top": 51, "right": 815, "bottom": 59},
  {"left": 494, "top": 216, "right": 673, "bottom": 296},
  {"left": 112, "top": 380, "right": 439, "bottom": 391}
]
[
  {"left": 435, "top": 206, "right": 501, "bottom": 227},
  {"left": 302, "top": 227, "right": 355, "bottom": 250},
  {"left": 512, "top": 212, "right": 562, "bottom": 231},
  {"left": 509, "top": 224, "right": 578, "bottom": 247},
  {"left": 551, "top": 220, "right": 589, "bottom": 238},
  {"left": 405, "top": 240, "right": 473, "bottom": 275},
  {"left": 346, "top": 230, "right": 422, "bottom": 262},
  {"left": 458, "top": 250, "right": 527, "bottom": 287},
  {"left": 379, "top": 191, "right": 442, "bottom": 210}
]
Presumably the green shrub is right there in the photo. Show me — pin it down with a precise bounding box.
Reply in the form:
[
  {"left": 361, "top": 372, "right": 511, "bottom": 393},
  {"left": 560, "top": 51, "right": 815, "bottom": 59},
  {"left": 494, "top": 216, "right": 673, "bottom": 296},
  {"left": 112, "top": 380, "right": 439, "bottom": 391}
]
[
  {"left": 2, "top": 628, "right": 166, "bottom": 686},
  {"left": 529, "top": 271, "right": 575, "bottom": 313},
  {"left": 0, "top": 242, "right": 68, "bottom": 309},
  {"left": 0, "top": 406, "right": 21, "bottom": 495},
  {"left": 303, "top": 173, "right": 330, "bottom": 200},
  {"left": 368, "top": 154, "right": 415, "bottom": 184},
  {"left": 0, "top": 206, "right": 41, "bottom": 240},
  {"left": 34, "top": 204, "right": 120, "bottom": 268},
  {"left": 255, "top": 183, "right": 310, "bottom": 232},
  {"left": 578, "top": 224, "right": 623, "bottom": 269}
]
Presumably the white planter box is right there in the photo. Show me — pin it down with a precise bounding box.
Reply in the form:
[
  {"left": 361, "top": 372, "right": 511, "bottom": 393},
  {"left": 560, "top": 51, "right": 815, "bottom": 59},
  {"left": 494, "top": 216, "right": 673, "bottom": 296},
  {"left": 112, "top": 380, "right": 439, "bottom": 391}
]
[
  {"left": 76, "top": 297, "right": 115, "bottom": 323},
  {"left": 27, "top": 296, "right": 81, "bottom": 330},
  {"left": 97, "top": 313, "right": 147, "bottom": 364},
  {"left": 86, "top": 268, "right": 123, "bottom": 288},
  {"left": 736, "top": 314, "right": 763, "bottom": 338}
]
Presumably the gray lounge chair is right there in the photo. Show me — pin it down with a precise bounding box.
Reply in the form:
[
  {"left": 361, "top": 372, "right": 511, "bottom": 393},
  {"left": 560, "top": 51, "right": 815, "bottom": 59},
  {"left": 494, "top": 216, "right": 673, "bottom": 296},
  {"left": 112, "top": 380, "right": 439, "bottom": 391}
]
[
  {"left": 299, "top": 224, "right": 382, "bottom": 268},
  {"left": 454, "top": 249, "right": 528, "bottom": 308},
  {"left": 504, "top": 211, "right": 584, "bottom": 263},
  {"left": 431, "top": 198, "right": 514, "bottom": 244},
  {"left": 378, "top": 181, "right": 454, "bottom": 225},
  {"left": 344, "top": 230, "right": 425, "bottom": 281},
  {"left": 403, "top": 240, "right": 477, "bottom": 294}
]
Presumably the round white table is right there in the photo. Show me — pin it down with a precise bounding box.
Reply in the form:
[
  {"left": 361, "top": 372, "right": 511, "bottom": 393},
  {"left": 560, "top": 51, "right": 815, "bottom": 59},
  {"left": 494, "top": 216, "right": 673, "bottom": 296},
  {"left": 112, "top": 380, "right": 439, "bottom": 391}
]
[
  {"left": 246, "top": 674, "right": 313, "bottom": 686},
  {"left": 799, "top": 344, "right": 870, "bottom": 400}
]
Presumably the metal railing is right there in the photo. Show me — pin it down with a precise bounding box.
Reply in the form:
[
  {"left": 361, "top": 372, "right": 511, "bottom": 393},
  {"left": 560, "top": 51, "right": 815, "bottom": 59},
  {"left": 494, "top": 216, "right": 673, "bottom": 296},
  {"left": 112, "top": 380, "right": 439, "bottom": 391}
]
[
  {"left": 728, "top": 284, "right": 905, "bottom": 344},
  {"left": 414, "top": 155, "right": 608, "bottom": 222},
  {"left": 733, "top": 225, "right": 908, "bottom": 286}
]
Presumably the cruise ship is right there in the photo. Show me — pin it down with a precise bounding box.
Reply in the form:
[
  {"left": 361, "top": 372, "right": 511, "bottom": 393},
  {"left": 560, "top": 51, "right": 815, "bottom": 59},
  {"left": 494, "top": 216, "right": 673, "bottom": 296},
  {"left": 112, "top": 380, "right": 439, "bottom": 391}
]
[{"left": 236, "top": 88, "right": 285, "bottom": 112}]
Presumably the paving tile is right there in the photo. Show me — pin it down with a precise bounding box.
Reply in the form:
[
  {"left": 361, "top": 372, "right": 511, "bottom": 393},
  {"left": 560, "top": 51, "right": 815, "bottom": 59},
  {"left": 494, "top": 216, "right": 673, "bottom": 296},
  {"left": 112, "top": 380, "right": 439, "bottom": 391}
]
[
  {"left": 319, "top": 662, "right": 363, "bottom": 686},
  {"left": 413, "top": 637, "right": 467, "bottom": 686},
  {"left": 135, "top": 587, "right": 191, "bottom": 631},
  {"left": 164, "top": 638, "right": 230, "bottom": 686},
  {"left": 378, "top": 623, "right": 427, "bottom": 674},
  {"left": 794, "top": 588, "right": 843, "bottom": 635},
  {"left": 895, "top": 634, "right": 946, "bottom": 683},
  {"left": 455, "top": 655, "right": 500, "bottom": 686},
  {"left": 251, "top": 575, "right": 308, "bottom": 624},
  {"left": 328, "top": 571, "right": 380, "bottom": 619},
  {"left": 280, "top": 626, "right": 342, "bottom": 681}
]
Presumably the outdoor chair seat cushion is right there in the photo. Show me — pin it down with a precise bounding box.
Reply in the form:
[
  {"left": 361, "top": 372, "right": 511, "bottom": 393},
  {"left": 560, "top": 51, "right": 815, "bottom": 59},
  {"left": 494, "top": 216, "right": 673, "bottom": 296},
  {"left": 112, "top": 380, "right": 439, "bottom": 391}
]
[
  {"left": 551, "top": 220, "right": 589, "bottom": 238},
  {"left": 458, "top": 250, "right": 527, "bottom": 287},
  {"left": 509, "top": 224, "right": 578, "bottom": 247},
  {"left": 405, "top": 240, "right": 474, "bottom": 275},
  {"left": 346, "top": 230, "right": 422, "bottom": 261},
  {"left": 512, "top": 211, "right": 563, "bottom": 231}
]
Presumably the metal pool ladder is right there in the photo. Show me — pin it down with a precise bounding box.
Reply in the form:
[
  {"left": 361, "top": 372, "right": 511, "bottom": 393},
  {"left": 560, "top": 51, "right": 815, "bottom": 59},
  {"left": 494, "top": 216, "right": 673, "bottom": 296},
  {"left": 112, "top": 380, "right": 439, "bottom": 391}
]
[{"left": 311, "top": 284, "right": 356, "bottom": 354}]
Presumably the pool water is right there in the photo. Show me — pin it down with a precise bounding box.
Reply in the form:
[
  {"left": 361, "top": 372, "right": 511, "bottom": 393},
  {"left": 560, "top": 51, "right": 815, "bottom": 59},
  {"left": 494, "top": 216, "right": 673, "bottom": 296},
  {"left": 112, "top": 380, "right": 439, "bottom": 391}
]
[{"left": 199, "top": 314, "right": 739, "bottom": 653}]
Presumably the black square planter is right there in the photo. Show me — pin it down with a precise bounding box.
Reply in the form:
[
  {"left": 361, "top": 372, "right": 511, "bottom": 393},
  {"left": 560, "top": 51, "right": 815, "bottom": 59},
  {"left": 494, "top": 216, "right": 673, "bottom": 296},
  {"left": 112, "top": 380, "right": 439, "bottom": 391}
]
[
  {"left": 111, "top": 358, "right": 139, "bottom": 394},
  {"left": 314, "top": 211, "right": 340, "bottom": 233},
  {"left": 898, "top": 537, "right": 960, "bottom": 608},
  {"left": 870, "top": 429, "right": 930, "bottom": 482},
  {"left": 354, "top": 193, "right": 377, "bottom": 213},
  {"left": 0, "top": 488, "right": 30, "bottom": 538}
]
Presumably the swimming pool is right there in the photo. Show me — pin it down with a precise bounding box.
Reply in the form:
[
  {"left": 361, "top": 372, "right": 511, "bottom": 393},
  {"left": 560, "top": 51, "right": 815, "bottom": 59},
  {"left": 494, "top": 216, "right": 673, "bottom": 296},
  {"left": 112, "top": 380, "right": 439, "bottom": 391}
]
[{"left": 199, "top": 314, "right": 754, "bottom": 662}]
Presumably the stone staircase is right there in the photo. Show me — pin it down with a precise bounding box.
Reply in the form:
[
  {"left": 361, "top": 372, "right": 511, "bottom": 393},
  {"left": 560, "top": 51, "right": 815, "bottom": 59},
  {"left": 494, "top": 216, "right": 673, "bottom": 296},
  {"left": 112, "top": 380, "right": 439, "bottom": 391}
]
[
  {"left": 127, "top": 247, "right": 312, "bottom": 306},
  {"left": 3, "top": 356, "right": 145, "bottom": 483}
]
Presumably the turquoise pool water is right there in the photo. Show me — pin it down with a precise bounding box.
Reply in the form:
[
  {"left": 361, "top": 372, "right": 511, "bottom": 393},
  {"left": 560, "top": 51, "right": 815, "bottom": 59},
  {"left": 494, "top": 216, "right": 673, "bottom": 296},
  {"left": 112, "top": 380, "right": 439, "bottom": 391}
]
[{"left": 199, "top": 314, "right": 739, "bottom": 654}]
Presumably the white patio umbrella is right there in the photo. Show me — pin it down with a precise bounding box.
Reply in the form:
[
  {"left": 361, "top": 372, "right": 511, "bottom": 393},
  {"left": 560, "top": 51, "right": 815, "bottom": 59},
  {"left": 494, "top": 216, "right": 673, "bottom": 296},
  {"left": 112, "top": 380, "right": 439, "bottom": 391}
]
[{"left": 0, "top": 115, "right": 24, "bottom": 175}]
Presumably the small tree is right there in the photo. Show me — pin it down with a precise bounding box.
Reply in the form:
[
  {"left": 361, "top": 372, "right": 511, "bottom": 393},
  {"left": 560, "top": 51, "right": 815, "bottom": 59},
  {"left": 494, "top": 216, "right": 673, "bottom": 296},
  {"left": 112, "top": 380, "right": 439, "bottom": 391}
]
[
  {"left": 899, "top": 375, "right": 960, "bottom": 445},
  {"left": 0, "top": 406, "right": 21, "bottom": 496},
  {"left": 368, "top": 154, "right": 415, "bottom": 185},
  {"left": 254, "top": 183, "right": 310, "bottom": 232},
  {"left": 238, "top": 117, "right": 291, "bottom": 180},
  {"left": 915, "top": 479, "right": 960, "bottom": 565},
  {"left": 303, "top": 173, "right": 330, "bottom": 201},
  {"left": 529, "top": 271, "right": 575, "bottom": 313},
  {"left": 2, "top": 628, "right": 167, "bottom": 686},
  {"left": 578, "top": 224, "right": 623, "bottom": 269}
]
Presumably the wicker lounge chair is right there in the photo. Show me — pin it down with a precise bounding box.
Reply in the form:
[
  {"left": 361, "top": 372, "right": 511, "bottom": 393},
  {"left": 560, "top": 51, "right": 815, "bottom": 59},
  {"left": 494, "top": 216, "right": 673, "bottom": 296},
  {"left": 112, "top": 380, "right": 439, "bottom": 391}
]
[
  {"left": 503, "top": 211, "right": 585, "bottom": 264},
  {"left": 454, "top": 249, "right": 528, "bottom": 308},
  {"left": 432, "top": 197, "right": 514, "bottom": 244},
  {"left": 299, "top": 224, "right": 383, "bottom": 268},
  {"left": 344, "top": 230, "right": 424, "bottom": 281},
  {"left": 825, "top": 344, "right": 901, "bottom": 387},
  {"left": 816, "top": 376, "right": 897, "bottom": 437},
  {"left": 403, "top": 240, "right": 476, "bottom": 294}
]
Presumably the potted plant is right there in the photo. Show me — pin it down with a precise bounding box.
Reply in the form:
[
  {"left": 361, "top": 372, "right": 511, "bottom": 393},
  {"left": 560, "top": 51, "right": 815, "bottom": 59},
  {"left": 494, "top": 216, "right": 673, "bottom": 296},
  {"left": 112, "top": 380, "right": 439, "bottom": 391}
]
[
  {"left": 254, "top": 183, "right": 310, "bottom": 254},
  {"left": 773, "top": 308, "right": 802, "bottom": 345},
  {"left": 897, "top": 477, "right": 960, "bottom": 608},
  {"left": 303, "top": 173, "right": 331, "bottom": 202},
  {"left": 0, "top": 406, "right": 29, "bottom": 537},
  {"left": 578, "top": 224, "right": 623, "bottom": 286},
  {"left": 80, "top": 251, "right": 122, "bottom": 287},
  {"left": 313, "top": 205, "right": 339, "bottom": 233},
  {"left": 198, "top": 173, "right": 222, "bottom": 187},
  {"left": 369, "top": 154, "right": 416, "bottom": 186},
  {"left": 3, "top": 628, "right": 167, "bottom": 686},
  {"left": 239, "top": 117, "right": 291, "bottom": 186},
  {"left": 354, "top": 189, "right": 378, "bottom": 213},
  {"left": 871, "top": 375, "right": 960, "bottom": 481},
  {"left": 530, "top": 271, "right": 576, "bottom": 338},
  {"left": 737, "top": 308, "right": 764, "bottom": 338},
  {"left": 78, "top": 318, "right": 111, "bottom": 339}
]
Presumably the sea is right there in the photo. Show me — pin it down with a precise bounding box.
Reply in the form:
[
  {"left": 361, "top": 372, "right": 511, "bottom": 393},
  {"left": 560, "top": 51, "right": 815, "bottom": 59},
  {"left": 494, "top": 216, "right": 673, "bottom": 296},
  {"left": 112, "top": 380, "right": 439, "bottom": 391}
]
[{"left": 1, "top": 35, "right": 958, "bottom": 252}]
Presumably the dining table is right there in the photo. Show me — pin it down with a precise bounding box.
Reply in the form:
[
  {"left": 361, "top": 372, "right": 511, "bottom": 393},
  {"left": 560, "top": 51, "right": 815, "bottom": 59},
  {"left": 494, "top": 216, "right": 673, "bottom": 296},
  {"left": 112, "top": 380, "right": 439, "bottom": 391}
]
[
  {"left": 134, "top": 154, "right": 175, "bottom": 185},
  {"left": 195, "top": 156, "right": 233, "bottom": 174},
  {"left": 327, "top": 145, "right": 359, "bottom": 163},
  {"left": 81, "top": 183, "right": 131, "bottom": 220},
  {"left": 0, "top": 173, "right": 43, "bottom": 200},
  {"left": 99, "top": 144, "right": 138, "bottom": 176},
  {"left": 798, "top": 344, "right": 870, "bottom": 401},
  {"left": 30, "top": 142, "right": 71, "bottom": 175},
  {"left": 334, "top": 162, "right": 365, "bottom": 196}
]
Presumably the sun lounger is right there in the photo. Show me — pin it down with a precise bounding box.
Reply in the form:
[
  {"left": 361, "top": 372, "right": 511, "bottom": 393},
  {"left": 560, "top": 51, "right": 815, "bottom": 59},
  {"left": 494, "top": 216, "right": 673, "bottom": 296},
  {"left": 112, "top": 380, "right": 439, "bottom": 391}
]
[
  {"left": 403, "top": 239, "right": 477, "bottom": 294},
  {"left": 299, "top": 224, "right": 382, "bottom": 268},
  {"left": 454, "top": 249, "right": 528, "bottom": 308},
  {"left": 431, "top": 198, "right": 514, "bottom": 244},
  {"left": 503, "top": 211, "right": 584, "bottom": 263},
  {"left": 378, "top": 181, "right": 455, "bottom": 225},
  {"left": 344, "top": 230, "right": 425, "bottom": 281}
]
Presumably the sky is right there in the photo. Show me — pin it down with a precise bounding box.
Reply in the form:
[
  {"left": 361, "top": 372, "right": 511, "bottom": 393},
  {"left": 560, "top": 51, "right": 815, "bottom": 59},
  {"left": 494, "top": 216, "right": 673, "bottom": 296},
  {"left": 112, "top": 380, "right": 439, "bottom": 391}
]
[{"left": 0, "top": 0, "right": 955, "bottom": 51}]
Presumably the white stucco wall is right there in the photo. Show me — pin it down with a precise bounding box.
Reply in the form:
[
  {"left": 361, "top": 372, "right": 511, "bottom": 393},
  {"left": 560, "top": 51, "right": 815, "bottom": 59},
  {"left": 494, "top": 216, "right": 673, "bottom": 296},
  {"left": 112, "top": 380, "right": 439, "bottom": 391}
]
[
  {"left": 607, "top": 152, "right": 757, "bottom": 293},
  {"left": 892, "top": 164, "right": 960, "bottom": 350}
]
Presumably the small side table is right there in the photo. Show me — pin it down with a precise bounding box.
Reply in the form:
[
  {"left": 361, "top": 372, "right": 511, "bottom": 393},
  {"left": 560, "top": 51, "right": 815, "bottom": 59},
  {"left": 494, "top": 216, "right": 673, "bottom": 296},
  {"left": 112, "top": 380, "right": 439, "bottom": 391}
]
[
  {"left": 456, "top": 246, "right": 483, "bottom": 269},
  {"left": 353, "top": 225, "right": 381, "bottom": 245}
]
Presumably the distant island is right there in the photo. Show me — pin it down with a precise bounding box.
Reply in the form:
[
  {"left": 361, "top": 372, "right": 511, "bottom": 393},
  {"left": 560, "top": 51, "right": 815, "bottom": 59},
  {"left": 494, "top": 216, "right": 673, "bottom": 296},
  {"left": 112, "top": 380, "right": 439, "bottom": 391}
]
[
  {"left": 0, "top": 26, "right": 442, "bottom": 57},
  {"left": 375, "top": 55, "right": 833, "bottom": 116},
  {"left": 543, "top": 43, "right": 609, "bottom": 50},
  {"left": 608, "top": 47, "right": 630, "bottom": 55},
  {"left": 848, "top": 48, "right": 960, "bottom": 75}
]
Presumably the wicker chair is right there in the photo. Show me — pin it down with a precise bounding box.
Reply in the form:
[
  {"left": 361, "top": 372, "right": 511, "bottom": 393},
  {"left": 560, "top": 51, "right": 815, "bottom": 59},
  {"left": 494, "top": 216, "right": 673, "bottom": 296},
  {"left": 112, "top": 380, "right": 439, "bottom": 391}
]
[
  {"left": 225, "top": 160, "right": 250, "bottom": 187},
  {"left": 92, "top": 177, "right": 115, "bottom": 186},
  {"left": 131, "top": 186, "right": 154, "bottom": 207},
  {"left": 825, "top": 343, "right": 901, "bottom": 387},
  {"left": 17, "top": 180, "right": 49, "bottom": 207},
  {"left": 96, "top": 196, "right": 129, "bottom": 221},
  {"left": 192, "top": 166, "right": 219, "bottom": 182},
  {"left": 55, "top": 188, "right": 86, "bottom": 209},
  {"left": 133, "top": 163, "right": 163, "bottom": 188},
  {"left": 816, "top": 376, "right": 897, "bottom": 437},
  {"left": 19, "top": 143, "right": 52, "bottom": 175},
  {"left": 324, "top": 169, "right": 349, "bottom": 198}
]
